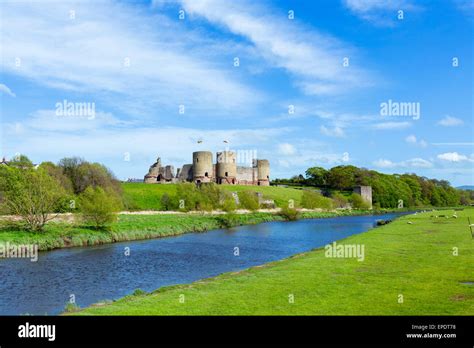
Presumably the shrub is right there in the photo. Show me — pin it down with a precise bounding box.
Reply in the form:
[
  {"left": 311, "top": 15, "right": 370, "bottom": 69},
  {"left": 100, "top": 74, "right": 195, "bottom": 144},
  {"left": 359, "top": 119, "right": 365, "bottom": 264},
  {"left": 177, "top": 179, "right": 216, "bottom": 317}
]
[
  {"left": 221, "top": 195, "right": 237, "bottom": 212},
  {"left": 301, "top": 190, "right": 333, "bottom": 210},
  {"left": 160, "top": 193, "right": 177, "bottom": 211},
  {"left": 350, "top": 193, "right": 371, "bottom": 209},
  {"left": 238, "top": 191, "right": 259, "bottom": 211},
  {"left": 279, "top": 206, "right": 300, "bottom": 221},
  {"left": 217, "top": 213, "right": 241, "bottom": 228},
  {"left": 332, "top": 192, "right": 348, "bottom": 208},
  {"left": 79, "top": 186, "right": 122, "bottom": 229},
  {"left": 0, "top": 167, "right": 68, "bottom": 231}
]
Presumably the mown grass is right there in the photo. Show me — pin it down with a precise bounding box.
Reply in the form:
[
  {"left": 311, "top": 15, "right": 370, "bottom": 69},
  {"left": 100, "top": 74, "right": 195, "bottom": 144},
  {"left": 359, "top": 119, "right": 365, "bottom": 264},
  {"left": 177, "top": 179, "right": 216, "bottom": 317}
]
[
  {"left": 122, "top": 182, "right": 305, "bottom": 210},
  {"left": 72, "top": 208, "right": 474, "bottom": 315}
]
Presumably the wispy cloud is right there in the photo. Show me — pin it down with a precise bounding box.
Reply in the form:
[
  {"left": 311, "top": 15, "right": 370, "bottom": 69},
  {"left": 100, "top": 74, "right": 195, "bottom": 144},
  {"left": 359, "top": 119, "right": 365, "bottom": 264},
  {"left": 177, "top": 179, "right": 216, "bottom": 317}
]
[
  {"left": 437, "top": 152, "right": 473, "bottom": 162},
  {"left": 405, "top": 134, "right": 427, "bottom": 147},
  {"left": 168, "top": 0, "right": 374, "bottom": 96},
  {"left": 437, "top": 115, "right": 464, "bottom": 127},
  {"left": 0, "top": 84, "right": 16, "bottom": 97},
  {"left": 343, "top": 0, "right": 420, "bottom": 26},
  {"left": 320, "top": 125, "right": 346, "bottom": 137},
  {"left": 372, "top": 121, "right": 412, "bottom": 130},
  {"left": 373, "top": 157, "right": 432, "bottom": 168},
  {"left": 1, "top": 0, "right": 261, "bottom": 117}
]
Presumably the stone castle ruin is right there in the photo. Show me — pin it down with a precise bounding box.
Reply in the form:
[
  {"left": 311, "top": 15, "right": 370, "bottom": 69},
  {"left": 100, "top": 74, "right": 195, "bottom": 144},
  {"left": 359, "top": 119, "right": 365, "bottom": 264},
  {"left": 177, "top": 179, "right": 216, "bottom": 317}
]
[{"left": 144, "top": 151, "right": 270, "bottom": 186}]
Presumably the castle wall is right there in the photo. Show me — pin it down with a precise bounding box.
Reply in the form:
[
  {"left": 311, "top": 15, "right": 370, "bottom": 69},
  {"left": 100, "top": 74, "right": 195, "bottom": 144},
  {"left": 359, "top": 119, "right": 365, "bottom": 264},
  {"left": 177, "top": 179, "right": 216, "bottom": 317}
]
[
  {"left": 236, "top": 166, "right": 257, "bottom": 185},
  {"left": 145, "top": 152, "right": 269, "bottom": 186},
  {"left": 353, "top": 186, "right": 372, "bottom": 208}
]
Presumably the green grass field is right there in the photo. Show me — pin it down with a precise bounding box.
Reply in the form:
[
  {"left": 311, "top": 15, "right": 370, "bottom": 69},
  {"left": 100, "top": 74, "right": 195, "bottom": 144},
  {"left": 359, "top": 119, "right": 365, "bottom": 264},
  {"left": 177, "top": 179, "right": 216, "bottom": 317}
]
[
  {"left": 122, "top": 182, "right": 304, "bottom": 210},
  {"left": 73, "top": 209, "right": 474, "bottom": 315}
]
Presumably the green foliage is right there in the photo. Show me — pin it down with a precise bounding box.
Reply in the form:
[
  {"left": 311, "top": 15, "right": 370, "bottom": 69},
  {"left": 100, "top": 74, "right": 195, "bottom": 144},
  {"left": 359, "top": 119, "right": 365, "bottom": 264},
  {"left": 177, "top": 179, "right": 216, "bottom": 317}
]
[
  {"left": 349, "top": 193, "right": 371, "bottom": 209},
  {"left": 58, "top": 157, "right": 122, "bottom": 197},
  {"left": 327, "top": 165, "right": 359, "bottom": 190},
  {"left": 331, "top": 192, "right": 349, "bottom": 208},
  {"left": 221, "top": 193, "right": 237, "bottom": 212},
  {"left": 8, "top": 154, "right": 34, "bottom": 169},
  {"left": 217, "top": 213, "right": 241, "bottom": 228},
  {"left": 79, "top": 186, "right": 122, "bottom": 229},
  {"left": 0, "top": 167, "right": 68, "bottom": 231},
  {"left": 279, "top": 206, "right": 300, "bottom": 221},
  {"left": 160, "top": 193, "right": 177, "bottom": 211},
  {"left": 132, "top": 289, "right": 147, "bottom": 296},
  {"left": 301, "top": 190, "right": 333, "bottom": 210},
  {"left": 238, "top": 191, "right": 259, "bottom": 211},
  {"left": 305, "top": 166, "right": 328, "bottom": 186}
]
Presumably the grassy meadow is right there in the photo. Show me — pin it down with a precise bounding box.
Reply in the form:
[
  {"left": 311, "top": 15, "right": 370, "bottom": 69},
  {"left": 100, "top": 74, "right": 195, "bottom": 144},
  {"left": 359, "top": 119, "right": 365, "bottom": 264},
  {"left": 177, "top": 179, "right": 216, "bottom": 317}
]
[
  {"left": 122, "top": 182, "right": 305, "bottom": 210},
  {"left": 72, "top": 208, "right": 474, "bottom": 315}
]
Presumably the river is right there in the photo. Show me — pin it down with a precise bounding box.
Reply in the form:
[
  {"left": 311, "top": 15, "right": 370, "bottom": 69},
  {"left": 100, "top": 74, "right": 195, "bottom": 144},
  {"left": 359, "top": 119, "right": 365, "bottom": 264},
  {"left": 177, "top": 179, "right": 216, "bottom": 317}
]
[{"left": 0, "top": 213, "right": 404, "bottom": 315}]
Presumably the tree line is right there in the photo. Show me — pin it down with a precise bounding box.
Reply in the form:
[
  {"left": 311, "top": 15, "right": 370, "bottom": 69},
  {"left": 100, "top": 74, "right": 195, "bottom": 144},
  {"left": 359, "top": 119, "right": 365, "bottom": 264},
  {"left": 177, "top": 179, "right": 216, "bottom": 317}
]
[{"left": 273, "top": 165, "right": 473, "bottom": 208}]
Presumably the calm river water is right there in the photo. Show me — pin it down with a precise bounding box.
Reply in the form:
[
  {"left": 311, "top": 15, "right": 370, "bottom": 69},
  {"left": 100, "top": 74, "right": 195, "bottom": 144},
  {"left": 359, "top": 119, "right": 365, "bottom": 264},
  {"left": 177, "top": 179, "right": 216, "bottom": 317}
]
[{"left": 0, "top": 213, "right": 404, "bottom": 315}]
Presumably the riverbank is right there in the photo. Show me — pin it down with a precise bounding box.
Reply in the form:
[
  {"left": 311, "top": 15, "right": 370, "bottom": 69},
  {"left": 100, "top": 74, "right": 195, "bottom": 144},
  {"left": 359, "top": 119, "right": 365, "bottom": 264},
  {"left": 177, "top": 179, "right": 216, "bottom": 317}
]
[
  {"left": 71, "top": 208, "right": 474, "bottom": 315},
  {"left": 0, "top": 209, "right": 379, "bottom": 251}
]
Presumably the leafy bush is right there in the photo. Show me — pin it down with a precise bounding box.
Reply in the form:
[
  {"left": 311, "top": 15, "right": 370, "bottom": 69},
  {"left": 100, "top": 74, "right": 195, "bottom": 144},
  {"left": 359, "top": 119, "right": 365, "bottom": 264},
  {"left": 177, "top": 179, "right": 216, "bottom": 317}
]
[
  {"left": 238, "top": 191, "right": 259, "bottom": 211},
  {"left": 79, "top": 186, "right": 122, "bottom": 229},
  {"left": 350, "top": 193, "right": 371, "bottom": 209},
  {"left": 301, "top": 190, "right": 333, "bottom": 210},
  {"left": 160, "top": 193, "right": 177, "bottom": 211},
  {"left": 221, "top": 194, "right": 237, "bottom": 212},
  {"left": 332, "top": 192, "right": 348, "bottom": 208},
  {"left": 279, "top": 206, "right": 300, "bottom": 221},
  {"left": 217, "top": 213, "right": 241, "bottom": 228},
  {"left": 0, "top": 166, "right": 68, "bottom": 231}
]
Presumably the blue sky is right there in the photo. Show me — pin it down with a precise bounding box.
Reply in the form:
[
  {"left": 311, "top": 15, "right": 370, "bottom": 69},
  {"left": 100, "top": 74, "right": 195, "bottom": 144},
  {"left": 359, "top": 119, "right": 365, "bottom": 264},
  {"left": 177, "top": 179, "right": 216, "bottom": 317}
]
[{"left": 0, "top": 0, "right": 473, "bottom": 185}]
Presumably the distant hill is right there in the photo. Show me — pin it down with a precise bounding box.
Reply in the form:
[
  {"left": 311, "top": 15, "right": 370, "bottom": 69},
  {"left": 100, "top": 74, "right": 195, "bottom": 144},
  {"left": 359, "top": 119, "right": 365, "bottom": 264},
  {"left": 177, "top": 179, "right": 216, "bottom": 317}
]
[{"left": 457, "top": 185, "right": 474, "bottom": 191}]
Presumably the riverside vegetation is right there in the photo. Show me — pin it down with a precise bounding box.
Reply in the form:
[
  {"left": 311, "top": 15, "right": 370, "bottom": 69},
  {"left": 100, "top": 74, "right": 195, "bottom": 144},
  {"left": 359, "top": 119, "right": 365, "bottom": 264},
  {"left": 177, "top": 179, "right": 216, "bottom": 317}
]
[{"left": 0, "top": 155, "right": 471, "bottom": 251}]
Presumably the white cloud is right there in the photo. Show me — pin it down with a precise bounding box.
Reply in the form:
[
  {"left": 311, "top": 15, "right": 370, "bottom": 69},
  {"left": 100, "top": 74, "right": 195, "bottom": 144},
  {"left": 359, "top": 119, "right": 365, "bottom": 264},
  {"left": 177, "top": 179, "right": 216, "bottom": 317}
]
[
  {"left": 343, "top": 0, "right": 419, "bottom": 26},
  {"left": 0, "top": 83, "right": 16, "bottom": 97},
  {"left": 372, "top": 121, "right": 411, "bottom": 130},
  {"left": 437, "top": 115, "right": 464, "bottom": 127},
  {"left": 405, "top": 134, "right": 428, "bottom": 147},
  {"left": 437, "top": 152, "right": 470, "bottom": 162},
  {"left": 373, "top": 157, "right": 432, "bottom": 168},
  {"left": 277, "top": 143, "right": 296, "bottom": 156},
  {"left": 172, "top": 0, "right": 374, "bottom": 96},
  {"left": 1, "top": 1, "right": 261, "bottom": 117},
  {"left": 320, "top": 125, "right": 345, "bottom": 137}
]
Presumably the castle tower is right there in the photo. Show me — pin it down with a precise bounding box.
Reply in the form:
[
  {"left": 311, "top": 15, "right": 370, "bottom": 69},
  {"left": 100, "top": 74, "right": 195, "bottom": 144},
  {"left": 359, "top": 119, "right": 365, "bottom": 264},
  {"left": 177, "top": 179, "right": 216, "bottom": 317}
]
[
  {"left": 216, "top": 151, "right": 237, "bottom": 184},
  {"left": 256, "top": 159, "right": 270, "bottom": 186},
  {"left": 192, "top": 151, "right": 213, "bottom": 183}
]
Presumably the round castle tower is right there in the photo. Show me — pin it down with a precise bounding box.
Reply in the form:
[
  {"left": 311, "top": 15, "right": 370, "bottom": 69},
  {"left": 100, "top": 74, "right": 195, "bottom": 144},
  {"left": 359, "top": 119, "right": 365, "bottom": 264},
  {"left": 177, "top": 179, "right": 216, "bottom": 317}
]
[
  {"left": 216, "top": 151, "right": 237, "bottom": 184},
  {"left": 192, "top": 151, "right": 213, "bottom": 183},
  {"left": 256, "top": 159, "right": 270, "bottom": 186}
]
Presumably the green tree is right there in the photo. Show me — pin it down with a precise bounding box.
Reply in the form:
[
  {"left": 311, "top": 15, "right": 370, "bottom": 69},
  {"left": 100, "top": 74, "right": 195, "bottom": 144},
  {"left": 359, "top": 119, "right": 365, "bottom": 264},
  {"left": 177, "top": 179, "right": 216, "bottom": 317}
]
[
  {"left": 79, "top": 186, "right": 122, "bottom": 229},
  {"left": 305, "top": 167, "right": 328, "bottom": 186},
  {"left": 0, "top": 167, "right": 67, "bottom": 231}
]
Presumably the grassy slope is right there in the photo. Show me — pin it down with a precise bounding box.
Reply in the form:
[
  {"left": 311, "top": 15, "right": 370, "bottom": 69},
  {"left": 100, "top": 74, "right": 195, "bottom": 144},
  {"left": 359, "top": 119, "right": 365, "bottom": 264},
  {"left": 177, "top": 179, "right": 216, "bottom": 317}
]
[
  {"left": 74, "top": 209, "right": 474, "bottom": 315},
  {"left": 123, "top": 182, "right": 304, "bottom": 210}
]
